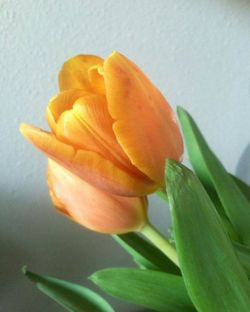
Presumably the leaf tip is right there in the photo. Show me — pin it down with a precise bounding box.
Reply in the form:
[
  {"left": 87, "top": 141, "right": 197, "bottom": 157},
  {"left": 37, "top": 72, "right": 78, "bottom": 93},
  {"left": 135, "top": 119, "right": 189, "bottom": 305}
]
[
  {"left": 22, "top": 265, "right": 28, "bottom": 275},
  {"left": 165, "top": 159, "right": 183, "bottom": 182},
  {"left": 88, "top": 273, "right": 98, "bottom": 285},
  {"left": 176, "top": 105, "right": 185, "bottom": 115},
  {"left": 177, "top": 106, "right": 188, "bottom": 118},
  {"left": 177, "top": 106, "right": 192, "bottom": 125}
]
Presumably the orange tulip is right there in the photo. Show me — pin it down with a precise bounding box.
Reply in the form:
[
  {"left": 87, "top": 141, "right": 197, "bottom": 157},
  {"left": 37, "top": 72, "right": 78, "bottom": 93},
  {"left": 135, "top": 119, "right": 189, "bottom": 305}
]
[
  {"left": 48, "top": 160, "right": 147, "bottom": 234},
  {"left": 20, "top": 52, "right": 183, "bottom": 196}
]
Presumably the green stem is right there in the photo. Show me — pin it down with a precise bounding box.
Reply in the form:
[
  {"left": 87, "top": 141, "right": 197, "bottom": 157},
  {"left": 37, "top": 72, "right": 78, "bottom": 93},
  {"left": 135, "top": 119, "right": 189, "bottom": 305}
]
[{"left": 140, "top": 222, "right": 179, "bottom": 267}]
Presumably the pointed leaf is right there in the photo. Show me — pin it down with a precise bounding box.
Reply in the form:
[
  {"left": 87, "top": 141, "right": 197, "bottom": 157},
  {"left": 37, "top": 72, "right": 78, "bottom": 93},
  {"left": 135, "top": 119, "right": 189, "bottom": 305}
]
[
  {"left": 113, "top": 233, "right": 180, "bottom": 274},
  {"left": 177, "top": 107, "right": 250, "bottom": 245},
  {"left": 22, "top": 266, "right": 114, "bottom": 312},
  {"left": 90, "top": 268, "right": 195, "bottom": 312},
  {"left": 166, "top": 160, "right": 250, "bottom": 312}
]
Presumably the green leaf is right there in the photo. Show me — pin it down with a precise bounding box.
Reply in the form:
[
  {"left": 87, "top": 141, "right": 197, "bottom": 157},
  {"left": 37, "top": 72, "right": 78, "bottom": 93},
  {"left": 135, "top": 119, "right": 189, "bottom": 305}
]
[
  {"left": 232, "top": 175, "right": 250, "bottom": 203},
  {"left": 177, "top": 107, "right": 250, "bottom": 245},
  {"left": 113, "top": 233, "right": 180, "bottom": 275},
  {"left": 233, "top": 242, "right": 250, "bottom": 277},
  {"left": 156, "top": 190, "right": 168, "bottom": 202},
  {"left": 209, "top": 193, "right": 240, "bottom": 241},
  {"left": 22, "top": 266, "right": 114, "bottom": 312},
  {"left": 166, "top": 160, "right": 250, "bottom": 312},
  {"left": 90, "top": 268, "right": 195, "bottom": 312}
]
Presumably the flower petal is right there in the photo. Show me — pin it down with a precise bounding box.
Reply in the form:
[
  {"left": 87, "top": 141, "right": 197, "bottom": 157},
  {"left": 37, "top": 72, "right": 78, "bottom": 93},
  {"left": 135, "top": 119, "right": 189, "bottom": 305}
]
[
  {"left": 88, "top": 65, "right": 106, "bottom": 95},
  {"left": 72, "top": 94, "right": 150, "bottom": 179},
  {"left": 19, "top": 124, "right": 157, "bottom": 196},
  {"left": 58, "top": 54, "right": 104, "bottom": 92},
  {"left": 55, "top": 109, "right": 105, "bottom": 154},
  {"left": 46, "top": 89, "right": 89, "bottom": 133},
  {"left": 104, "top": 52, "right": 183, "bottom": 186},
  {"left": 72, "top": 94, "right": 118, "bottom": 153},
  {"left": 48, "top": 160, "right": 147, "bottom": 234},
  {"left": 20, "top": 123, "right": 75, "bottom": 160}
]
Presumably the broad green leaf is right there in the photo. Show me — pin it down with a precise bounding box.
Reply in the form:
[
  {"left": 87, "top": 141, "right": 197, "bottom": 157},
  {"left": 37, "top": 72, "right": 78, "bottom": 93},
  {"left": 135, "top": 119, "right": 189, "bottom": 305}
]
[
  {"left": 177, "top": 107, "right": 250, "bottom": 245},
  {"left": 113, "top": 233, "right": 180, "bottom": 275},
  {"left": 90, "top": 268, "right": 195, "bottom": 312},
  {"left": 232, "top": 175, "right": 250, "bottom": 203},
  {"left": 210, "top": 193, "right": 240, "bottom": 241},
  {"left": 166, "top": 160, "right": 250, "bottom": 312},
  {"left": 233, "top": 242, "right": 250, "bottom": 277},
  {"left": 22, "top": 266, "right": 114, "bottom": 312}
]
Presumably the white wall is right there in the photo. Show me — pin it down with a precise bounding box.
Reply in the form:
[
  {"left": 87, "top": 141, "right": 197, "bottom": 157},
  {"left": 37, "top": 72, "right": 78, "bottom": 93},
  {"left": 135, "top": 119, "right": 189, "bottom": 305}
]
[{"left": 1, "top": 1, "right": 250, "bottom": 311}]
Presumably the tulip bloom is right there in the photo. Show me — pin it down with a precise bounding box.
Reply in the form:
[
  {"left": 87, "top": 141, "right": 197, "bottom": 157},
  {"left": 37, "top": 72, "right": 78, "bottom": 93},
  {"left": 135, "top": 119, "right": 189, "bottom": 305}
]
[
  {"left": 48, "top": 160, "right": 147, "bottom": 233},
  {"left": 20, "top": 52, "right": 183, "bottom": 196}
]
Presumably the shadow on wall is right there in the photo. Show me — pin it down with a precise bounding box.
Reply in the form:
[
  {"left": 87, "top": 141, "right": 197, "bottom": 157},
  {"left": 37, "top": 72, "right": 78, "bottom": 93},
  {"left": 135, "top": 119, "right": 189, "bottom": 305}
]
[
  {"left": 0, "top": 189, "right": 147, "bottom": 312},
  {"left": 214, "top": 0, "right": 250, "bottom": 13},
  {"left": 236, "top": 143, "right": 250, "bottom": 184},
  {"left": 0, "top": 235, "right": 31, "bottom": 291}
]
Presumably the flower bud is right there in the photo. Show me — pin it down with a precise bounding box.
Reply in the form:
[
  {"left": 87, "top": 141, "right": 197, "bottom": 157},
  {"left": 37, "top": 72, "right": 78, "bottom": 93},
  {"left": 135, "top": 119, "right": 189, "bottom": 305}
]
[{"left": 20, "top": 51, "right": 183, "bottom": 196}]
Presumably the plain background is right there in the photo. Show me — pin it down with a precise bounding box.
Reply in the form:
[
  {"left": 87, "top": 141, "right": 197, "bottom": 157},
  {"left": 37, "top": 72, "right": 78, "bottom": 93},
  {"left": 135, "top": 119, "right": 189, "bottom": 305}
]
[{"left": 1, "top": 1, "right": 250, "bottom": 311}]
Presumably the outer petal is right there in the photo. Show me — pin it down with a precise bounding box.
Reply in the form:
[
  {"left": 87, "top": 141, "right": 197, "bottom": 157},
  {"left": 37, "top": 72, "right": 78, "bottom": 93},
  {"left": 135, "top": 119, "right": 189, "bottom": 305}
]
[
  {"left": 48, "top": 160, "right": 148, "bottom": 234},
  {"left": 104, "top": 52, "right": 183, "bottom": 186},
  {"left": 19, "top": 124, "right": 157, "bottom": 196},
  {"left": 58, "top": 55, "right": 103, "bottom": 92}
]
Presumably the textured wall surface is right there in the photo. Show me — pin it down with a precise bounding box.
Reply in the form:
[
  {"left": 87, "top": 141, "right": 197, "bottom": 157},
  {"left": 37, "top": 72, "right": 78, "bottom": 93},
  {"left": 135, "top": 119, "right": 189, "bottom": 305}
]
[{"left": 1, "top": 1, "right": 250, "bottom": 311}]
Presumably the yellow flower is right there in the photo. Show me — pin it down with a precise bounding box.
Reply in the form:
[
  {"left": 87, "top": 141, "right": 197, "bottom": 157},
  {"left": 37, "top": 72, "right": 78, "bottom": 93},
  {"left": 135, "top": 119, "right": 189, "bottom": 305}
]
[{"left": 20, "top": 51, "right": 183, "bottom": 196}]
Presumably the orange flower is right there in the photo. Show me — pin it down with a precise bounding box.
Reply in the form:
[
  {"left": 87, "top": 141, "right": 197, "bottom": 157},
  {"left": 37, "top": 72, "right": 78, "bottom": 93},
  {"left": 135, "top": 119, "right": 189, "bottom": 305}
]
[
  {"left": 20, "top": 52, "right": 183, "bottom": 196},
  {"left": 48, "top": 160, "right": 147, "bottom": 234}
]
